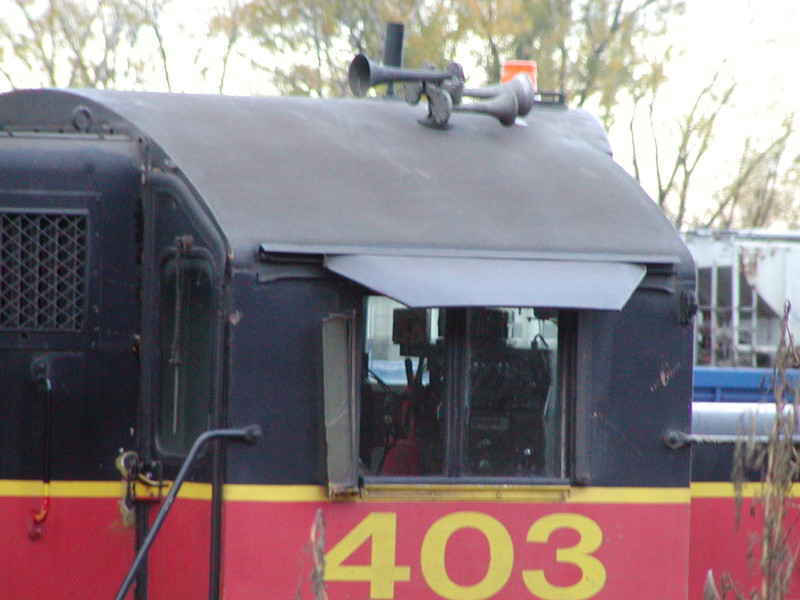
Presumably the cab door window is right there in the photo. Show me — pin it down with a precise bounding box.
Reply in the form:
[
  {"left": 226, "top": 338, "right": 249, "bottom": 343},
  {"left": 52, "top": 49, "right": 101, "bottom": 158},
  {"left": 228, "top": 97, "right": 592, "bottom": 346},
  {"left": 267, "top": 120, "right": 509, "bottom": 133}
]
[{"left": 157, "top": 251, "right": 215, "bottom": 456}]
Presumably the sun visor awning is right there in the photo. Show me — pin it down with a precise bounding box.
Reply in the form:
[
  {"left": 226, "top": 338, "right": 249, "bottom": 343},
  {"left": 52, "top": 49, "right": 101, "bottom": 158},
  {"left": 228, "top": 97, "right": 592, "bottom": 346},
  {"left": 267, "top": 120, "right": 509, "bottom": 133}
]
[{"left": 325, "top": 255, "right": 647, "bottom": 310}]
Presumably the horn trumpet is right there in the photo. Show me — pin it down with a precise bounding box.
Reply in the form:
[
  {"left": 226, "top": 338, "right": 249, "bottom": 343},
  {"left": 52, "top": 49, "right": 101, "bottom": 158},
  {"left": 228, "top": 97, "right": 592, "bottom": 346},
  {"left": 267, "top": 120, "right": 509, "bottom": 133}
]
[
  {"left": 454, "top": 92, "right": 519, "bottom": 127},
  {"left": 348, "top": 54, "right": 453, "bottom": 97},
  {"left": 463, "top": 73, "right": 535, "bottom": 117}
]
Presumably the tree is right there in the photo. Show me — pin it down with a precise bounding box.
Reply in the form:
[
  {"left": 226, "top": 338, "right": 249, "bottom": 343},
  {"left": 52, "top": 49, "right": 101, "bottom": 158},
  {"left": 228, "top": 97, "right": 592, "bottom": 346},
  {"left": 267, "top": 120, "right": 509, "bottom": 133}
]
[
  {"left": 211, "top": 0, "right": 683, "bottom": 110},
  {"left": 0, "top": 0, "right": 173, "bottom": 89},
  {"left": 212, "top": 0, "right": 457, "bottom": 98},
  {"left": 139, "top": 0, "right": 174, "bottom": 91},
  {"left": 569, "top": 0, "right": 683, "bottom": 124},
  {"left": 454, "top": 0, "right": 684, "bottom": 128},
  {"left": 207, "top": 0, "right": 248, "bottom": 94},
  {"left": 452, "top": 0, "right": 528, "bottom": 84},
  {"left": 628, "top": 66, "right": 736, "bottom": 229},
  {"left": 622, "top": 49, "right": 800, "bottom": 232},
  {"left": 700, "top": 116, "right": 799, "bottom": 230}
]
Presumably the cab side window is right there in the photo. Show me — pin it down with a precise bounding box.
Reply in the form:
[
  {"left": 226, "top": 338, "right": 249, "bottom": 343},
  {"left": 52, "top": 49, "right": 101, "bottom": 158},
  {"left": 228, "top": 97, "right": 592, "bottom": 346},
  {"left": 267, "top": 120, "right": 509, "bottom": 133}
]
[{"left": 359, "top": 296, "right": 571, "bottom": 480}]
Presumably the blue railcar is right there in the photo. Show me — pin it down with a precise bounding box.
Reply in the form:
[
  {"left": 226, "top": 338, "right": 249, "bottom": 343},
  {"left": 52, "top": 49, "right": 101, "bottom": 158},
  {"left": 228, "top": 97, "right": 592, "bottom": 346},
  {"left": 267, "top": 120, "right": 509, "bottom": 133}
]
[{"left": 693, "top": 366, "right": 800, "bottom": 403}]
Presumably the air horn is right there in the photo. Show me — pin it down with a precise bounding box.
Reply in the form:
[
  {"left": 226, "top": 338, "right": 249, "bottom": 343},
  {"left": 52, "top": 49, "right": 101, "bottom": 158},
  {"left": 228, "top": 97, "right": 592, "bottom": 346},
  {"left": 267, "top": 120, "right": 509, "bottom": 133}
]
[
  {"left": 347, "top": 53, "right": 536, "bottom": 128},
  {"left": 462, "top": 73, "right": 535, "bottom": 117},
  {"left": 348, "top": 54, "right": 453, "bottom": 98},
  {"left": 454, "top": 91, "right": 520, "bottom": 127}
]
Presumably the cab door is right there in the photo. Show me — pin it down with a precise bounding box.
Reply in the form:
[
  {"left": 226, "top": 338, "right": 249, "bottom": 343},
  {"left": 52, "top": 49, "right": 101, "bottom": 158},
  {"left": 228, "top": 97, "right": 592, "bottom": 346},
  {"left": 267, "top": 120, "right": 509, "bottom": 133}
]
[{"left": 135, "top": 172, "right": 227, "bottom": 600}]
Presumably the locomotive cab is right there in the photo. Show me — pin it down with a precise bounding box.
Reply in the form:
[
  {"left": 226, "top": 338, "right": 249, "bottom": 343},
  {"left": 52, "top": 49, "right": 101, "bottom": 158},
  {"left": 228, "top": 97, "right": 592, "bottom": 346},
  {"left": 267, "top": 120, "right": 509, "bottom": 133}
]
[{"left": 1, "top": 80, "right": 698, "bottom": 600}]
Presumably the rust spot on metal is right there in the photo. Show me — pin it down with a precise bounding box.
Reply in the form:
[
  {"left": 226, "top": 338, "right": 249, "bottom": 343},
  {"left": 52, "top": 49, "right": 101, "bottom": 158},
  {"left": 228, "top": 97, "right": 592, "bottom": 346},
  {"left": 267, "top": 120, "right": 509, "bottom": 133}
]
[{"left": 650, "top": 361, "right": 681, "bottom": 391}]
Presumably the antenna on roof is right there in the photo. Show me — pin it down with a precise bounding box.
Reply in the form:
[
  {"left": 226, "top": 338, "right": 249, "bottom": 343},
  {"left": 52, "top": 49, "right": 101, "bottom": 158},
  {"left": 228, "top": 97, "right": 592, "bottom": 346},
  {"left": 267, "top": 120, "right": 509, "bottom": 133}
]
[{"left": 382, "top": 23, "right": 404, "bottom": 98}]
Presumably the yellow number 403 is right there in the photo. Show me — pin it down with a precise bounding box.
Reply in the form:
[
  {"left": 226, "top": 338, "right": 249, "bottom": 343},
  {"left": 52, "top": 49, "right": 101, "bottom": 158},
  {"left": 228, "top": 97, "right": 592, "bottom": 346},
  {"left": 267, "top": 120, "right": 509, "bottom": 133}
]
[{"left": 324, "top": 511, "right": 607, "bottom": 600}]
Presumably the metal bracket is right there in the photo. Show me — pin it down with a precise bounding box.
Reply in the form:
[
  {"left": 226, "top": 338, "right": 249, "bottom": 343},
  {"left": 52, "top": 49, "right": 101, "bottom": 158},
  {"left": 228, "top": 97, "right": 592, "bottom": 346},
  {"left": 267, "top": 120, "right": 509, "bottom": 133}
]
[
  {"left": 678, "top": 290, "right": 698, "bottom": 325},
  {"left": 116, "top": 451, "right": 165, "bottom": 509},
  {"left": 113, "top": 425, "right": 262, "bottom": 600}
]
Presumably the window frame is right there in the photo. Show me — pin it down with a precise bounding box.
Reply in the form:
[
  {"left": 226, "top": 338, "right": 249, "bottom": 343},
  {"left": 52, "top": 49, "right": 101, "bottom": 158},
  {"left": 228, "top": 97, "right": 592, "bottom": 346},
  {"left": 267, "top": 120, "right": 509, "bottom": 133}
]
[
  {"left": 154, "top": 245, "right": 218, "bottom": 458},
  {"left": 323, "top": 312, "right": 359, "bottom": 494},
  {"left": 354, "top": 298, "right": 576, "bottom": 486}
]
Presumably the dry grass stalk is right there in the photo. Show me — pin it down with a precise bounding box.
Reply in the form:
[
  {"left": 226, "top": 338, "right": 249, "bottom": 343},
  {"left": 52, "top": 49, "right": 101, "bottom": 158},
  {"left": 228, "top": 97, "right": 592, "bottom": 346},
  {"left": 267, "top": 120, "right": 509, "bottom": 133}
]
[{"left": 710, "top": 303, "right": 800, "bottom": 599}]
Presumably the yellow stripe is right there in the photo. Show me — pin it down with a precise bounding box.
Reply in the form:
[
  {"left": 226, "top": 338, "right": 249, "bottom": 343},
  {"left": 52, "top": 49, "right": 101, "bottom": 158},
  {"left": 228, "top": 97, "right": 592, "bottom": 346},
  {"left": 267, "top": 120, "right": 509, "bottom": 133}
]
[
  {"left": 0, "top": 479, "right": 212, "bottom": 500},
  {"left": 51, "top": 481, "right": 123, "bottom": 498},
  {"left": 691, "top": 481, "right": 800, "bottom": 499},
  {"left": 224, "top": 484, "right": 328, "bottom": 502},
  {"left": 0, "top": 479, "right": 48, "bottom": 497},
  {"left": 173, "top": 482, "right": 213, "bottom": 500},
  {"left": 0, "top": 479, "right": 691, "bottom": 504},
  {"left": 222, "top": 484, "right": 690, "bottom": 504},
  {"left": 0, "top": 480, "right": 122, "bottom": 498},
  {"left": 568, "top": 487, "right": 690, "bottom": 504}
]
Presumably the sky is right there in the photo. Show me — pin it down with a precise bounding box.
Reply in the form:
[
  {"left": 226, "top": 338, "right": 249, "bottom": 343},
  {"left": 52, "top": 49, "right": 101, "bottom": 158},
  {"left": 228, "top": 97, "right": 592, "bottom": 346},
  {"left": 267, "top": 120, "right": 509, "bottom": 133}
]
[
  {"left": 163, "top": 2, "right": 800, "bottom": 97},
  {"left": 661, "top": 1, "right": 799, "bottom": 143},
  {"left": 600, "top": 0, "right": 800, "bottom": 223}
]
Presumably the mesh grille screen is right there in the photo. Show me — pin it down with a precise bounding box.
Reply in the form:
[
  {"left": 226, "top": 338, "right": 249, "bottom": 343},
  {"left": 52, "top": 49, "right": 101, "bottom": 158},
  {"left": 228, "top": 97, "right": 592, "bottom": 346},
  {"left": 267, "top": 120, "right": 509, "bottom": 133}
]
[{"left": 1, "top": 211, "right": 88, "bottom": 332}]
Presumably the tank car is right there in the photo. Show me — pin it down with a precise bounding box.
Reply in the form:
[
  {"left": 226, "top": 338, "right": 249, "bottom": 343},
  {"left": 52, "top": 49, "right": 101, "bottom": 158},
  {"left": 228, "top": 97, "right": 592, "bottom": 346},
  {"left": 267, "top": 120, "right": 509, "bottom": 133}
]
[{"left": 0, "top": 49, "right": 773, "bottom": 600}]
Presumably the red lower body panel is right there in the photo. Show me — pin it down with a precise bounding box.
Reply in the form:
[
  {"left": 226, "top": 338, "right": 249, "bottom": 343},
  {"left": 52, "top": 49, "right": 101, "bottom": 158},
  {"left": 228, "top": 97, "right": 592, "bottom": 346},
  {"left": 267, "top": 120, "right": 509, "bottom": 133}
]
[
  {"left": 0, "top": 494, "right": 134, "bottom": 600},
  {"left": 0, "top": 490, "right": 210, "bottom": 600},
  {"left": 690, "top": 491, "right": 800, "bottom": 600},
  {"left": 15, "top": 485, "right": 768, "bottom": 600},
  {"left": 221, "top": 496, "right": 690, "bottom": 600}
]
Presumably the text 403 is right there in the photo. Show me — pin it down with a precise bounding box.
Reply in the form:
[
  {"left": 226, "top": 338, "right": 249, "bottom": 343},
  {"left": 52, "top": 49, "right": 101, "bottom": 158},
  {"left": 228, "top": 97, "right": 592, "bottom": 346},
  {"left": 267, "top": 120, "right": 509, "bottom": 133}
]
[{"left": 324, "top": 511, "right": 607, "bottom": 600}]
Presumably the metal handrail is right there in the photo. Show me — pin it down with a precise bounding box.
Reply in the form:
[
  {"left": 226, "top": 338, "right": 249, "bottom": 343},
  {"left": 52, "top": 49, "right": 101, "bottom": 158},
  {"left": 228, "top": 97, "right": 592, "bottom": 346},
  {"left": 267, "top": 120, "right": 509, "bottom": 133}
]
[
  {"left": 112, "top": 425, "right": 262, "bottom": 600},
  {"left": 663, "top": 429, "right": 800, "bottom": 450}
]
